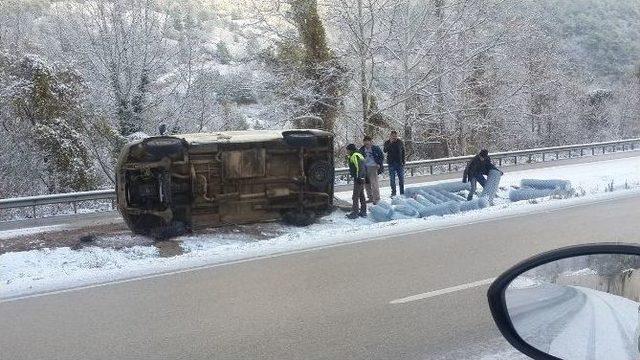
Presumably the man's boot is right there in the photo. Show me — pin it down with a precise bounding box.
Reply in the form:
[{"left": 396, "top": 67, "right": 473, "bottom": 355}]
[{"left": 346, "top": 212, "right": 359, "bottom": 219}]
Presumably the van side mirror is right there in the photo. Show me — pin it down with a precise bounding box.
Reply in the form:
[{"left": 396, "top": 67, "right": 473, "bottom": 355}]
[{"left": 488, "top": 243, "right": 640, "bottom": 360}]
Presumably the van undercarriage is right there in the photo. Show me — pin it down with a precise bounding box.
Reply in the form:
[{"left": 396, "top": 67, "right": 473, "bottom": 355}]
[{"left": 116, "top": 130, "right": 334, "bottom": 238}]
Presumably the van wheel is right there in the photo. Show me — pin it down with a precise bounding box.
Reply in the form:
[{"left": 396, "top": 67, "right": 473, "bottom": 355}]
[
  {"left": 283, "top": 132, "right": 318, "bottom": 148},
  {"left": 307, "top": 160, "right": 333, "bottom": 189},
  {"left": 149, "top": 221, "right": 188, "bottom": 240},
  {"left": 130, "top": 215, "right": 187, "bottom": 239},
  {"left": 283, "top": 210, "right": 316, "bottom": 227},
  {"left": 130, "top": 214, "right": 164, "bottom": 236}
]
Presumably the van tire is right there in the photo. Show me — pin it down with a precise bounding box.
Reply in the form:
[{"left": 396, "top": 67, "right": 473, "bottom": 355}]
[
  {"left": 130, "top": 215, "right": 187, "bottom": 239},
  {"left": 283, "top": 132, "right": 318, "bottom": 148},
  {"left": 307, "top": 160, "right": 333, "bottom": 189},
  {"left": 283, "top": 210, "right": 316, "bottom": 227},
  {"left": 149, "top": 221, "right": 187, "bottom": 240}
]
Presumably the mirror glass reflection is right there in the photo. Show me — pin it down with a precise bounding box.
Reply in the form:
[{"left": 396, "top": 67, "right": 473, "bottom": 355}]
[{"left": 505, "top": 254, "right": 640, "bottom": 360}]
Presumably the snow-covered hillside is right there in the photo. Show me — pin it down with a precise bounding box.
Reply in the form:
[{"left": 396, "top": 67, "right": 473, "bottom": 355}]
[{"left": 2, "top": 0, "right": 640, "bottom": 200}]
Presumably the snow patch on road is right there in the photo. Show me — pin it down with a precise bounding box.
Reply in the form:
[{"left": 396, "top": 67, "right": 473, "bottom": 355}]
[{"left": 509, "top": 277, "right": 543, "bottom": 289}]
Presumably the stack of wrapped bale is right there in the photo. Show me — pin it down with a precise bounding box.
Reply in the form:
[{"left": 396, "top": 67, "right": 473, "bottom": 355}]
[{"left": 369, "top": 175, "right": 499, "bottom": 222}]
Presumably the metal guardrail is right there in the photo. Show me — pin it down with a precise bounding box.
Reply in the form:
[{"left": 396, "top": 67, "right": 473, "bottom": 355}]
[
  {"left": 335, "top": 138, "right": 640, "bottom": 179},
  {"left": 0, "top": 189, "right": 116, "bottom": 218},
  {"left": 2, "top": 138, "right": 640, "bottom": 218}
]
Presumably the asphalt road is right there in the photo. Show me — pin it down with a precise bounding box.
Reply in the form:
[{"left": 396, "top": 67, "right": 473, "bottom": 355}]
[
  {"left": 2, "top": 194, "right": 640, "bottom": 360},
  {"left": 2, "top": 149, "right": 640, "bottom": 235}
]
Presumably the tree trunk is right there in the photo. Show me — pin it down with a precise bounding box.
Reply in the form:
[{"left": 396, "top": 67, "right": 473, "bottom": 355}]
[
  {"left": 289, "top": 0, "right": 342, "bottom": 133},
  {"left": 434, "top": 0, "right": 449, "bottom": 156}
]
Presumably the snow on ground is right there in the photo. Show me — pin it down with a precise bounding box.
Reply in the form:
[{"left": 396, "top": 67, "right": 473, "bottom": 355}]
[
  {"left": 565, "top": 268, "right": 598, "bottom": 277},
  {"left": 336, "top": 155, "right": 640, "bottom": 204},
  {"left": 2, "top": 156, "right": 640, "bottom": 299}
]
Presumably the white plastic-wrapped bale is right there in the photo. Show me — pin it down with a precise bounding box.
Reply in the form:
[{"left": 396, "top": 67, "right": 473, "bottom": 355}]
[
  {"left": 436, "top": 189, "right": 467, "bottom": 202},
  {"left": 520, "top": 179, "right": 572, "bottom": 191},
  {"left": 391, "top": 196, "right": 407, "bottom": 206},
  {"left": 424, "top": 189, "right": 450, "bottom": 203},
  {"left": 378, "top": 201, "right": 393, "bottom": 211},
  {"left": 459, "top": 197, "right": 490, "bottom": 212},
  {"left": 509, "top": 188, "right": 555, "bottom": 202},
  {"left": 415, "top": 194, "right": 436, "bottom": 207},
  {"left": 404, "top": 187, "right": 423, "bottom": 198},
  {"left": 420, "top": 201, "right": 461, "bottom": 218},
  {"left": 480, "top": 169, "right": 502, "bottom": 204},
  {"left": 424, "top": 182, "right": 471, "bottom": 193},
  {"left": 405, "top": 198, "right": 427, "bottom": 213},
  {"left": 405, "top": 181, "right": 471, "bottom": 198},
  {"left": 391, "top": 205, "right": 420, "bottom": 219},
  {"left": 417, "top": 190, "right": 445, "bottom": 205},
  {"left": 370, "top": 202, "right": 394, "bottom": 222}
]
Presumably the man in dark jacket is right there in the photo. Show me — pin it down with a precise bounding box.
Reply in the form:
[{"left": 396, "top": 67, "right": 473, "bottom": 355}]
[
  {"left": 463, "top": 149, "right": 503, "bottom": 200},
  {"left": 383, "top": 130, "right": 406, "bottom": 196},
  {"left": 359, "top": 136, "right": 384, "bottom": 204},
  {"left": 346, "top": 143, "right": 367, "bottom": 219}
]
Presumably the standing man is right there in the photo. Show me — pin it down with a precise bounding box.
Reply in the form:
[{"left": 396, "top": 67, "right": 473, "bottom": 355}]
[
  {"left": 360, "top": 136, "right": 384, "bottom": 204},
  {"left": 383, "top": 130, "right": 406, "bottom": 196},
  {"left": 462, "top": 149, "right": 503, "bottom": 201},
  {"left": 346, "top": 144, "right": 367, "bottom": 219}
]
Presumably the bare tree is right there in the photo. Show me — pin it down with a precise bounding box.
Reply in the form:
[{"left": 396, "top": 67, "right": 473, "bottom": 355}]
[{"left": 51, "top": 0, "right": 175, "bottom": 135}]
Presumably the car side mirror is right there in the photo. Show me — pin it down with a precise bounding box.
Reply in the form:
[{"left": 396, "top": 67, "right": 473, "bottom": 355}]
[{"left": 487, "top": 243, "right": 640, "bottom": 360}]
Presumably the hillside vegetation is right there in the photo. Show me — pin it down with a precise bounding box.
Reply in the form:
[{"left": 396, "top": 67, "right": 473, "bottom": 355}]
[{"left": 0, "top": 0, "right": 639, "bottom": 198}]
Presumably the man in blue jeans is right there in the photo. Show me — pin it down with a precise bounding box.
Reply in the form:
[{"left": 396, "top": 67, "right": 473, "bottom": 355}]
[{"left": 383, "top": 130, "right": 406, "bottom": 196}]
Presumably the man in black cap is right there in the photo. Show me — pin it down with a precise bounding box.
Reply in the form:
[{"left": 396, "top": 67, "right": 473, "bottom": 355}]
[
  {"left": 346, "top": 143, "right": 367, "bottom": 219},
  {"left": 463, "top": 149, "right": 502, "bottom": 200},
  {"left": 383, "top": 130, "right": 406, "bottom": 196}
]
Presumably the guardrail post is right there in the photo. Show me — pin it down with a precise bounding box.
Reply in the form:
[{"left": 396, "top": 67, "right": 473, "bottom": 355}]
[
  {"left": 72, "top": 201, "right": 77, "bottom": 214},
  {"left": 514, "top": 156, "right": 517, "bottom": 164},
  {"left": 447, "top": 163, "right": 452, "bottom": 172},
  {"left": 580, "top": 148, "right": 584, "bottom": 156},
  {"left": 410, "top": 167, "right": 415, "bottom": 176},
  {"left": 542, "top": 153, "right": 546, "bottom": 161},
  {"left": 498, "top": 158, "right": 502, "bottom": 166},
  {"left": 603, "top": 146, "right": 606, "bottom": 154},
  {"left": 32, "top": 206, "right": 36, "bottom": 218},
  {"left": 555, "top": 151, "right": 559, "bottom": 160},
  {"left": 528, "top": 154, "right": 532, "bottom": 163}
]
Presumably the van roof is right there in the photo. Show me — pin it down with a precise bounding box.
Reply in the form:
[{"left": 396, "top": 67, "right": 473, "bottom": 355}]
[{"left": 170, "top": 129, "right": 331, "bottom": 144}]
